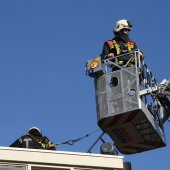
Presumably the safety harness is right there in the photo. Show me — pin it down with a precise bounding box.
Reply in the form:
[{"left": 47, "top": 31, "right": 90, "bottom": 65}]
[
  {"left": 107, "top": 40, "right": 136, "bottom": 66},
  {"left": 107, "top": 40, "right": 135, "bottom": 55},
  {"left": 29, "top": 134, "right": 56, "bottom": 149}
]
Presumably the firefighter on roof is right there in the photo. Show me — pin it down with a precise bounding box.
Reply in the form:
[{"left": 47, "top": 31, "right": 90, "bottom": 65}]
[
  {"left": 9, "top": 126, "right": 56, "bottom": 150},
  {"left": 101, "top": 19, "right": 143, "bottom": 69}
]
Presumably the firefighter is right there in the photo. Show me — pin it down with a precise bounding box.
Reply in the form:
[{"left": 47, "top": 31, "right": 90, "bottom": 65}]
[
  {"left": 9, "top": 126, "right": 56, "bottom": 150},
  {"left": 101, "top": 19, "right": 143, "bottom": 69}
]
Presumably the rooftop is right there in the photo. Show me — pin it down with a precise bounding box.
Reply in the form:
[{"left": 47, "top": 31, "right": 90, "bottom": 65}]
[{"left": 0, "top": 146, "right": 124, "bottom": 170}]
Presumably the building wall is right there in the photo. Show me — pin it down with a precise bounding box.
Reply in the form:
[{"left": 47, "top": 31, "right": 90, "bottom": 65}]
[{"left": 0, "top": 147, "right": 124, "bottom": 170}]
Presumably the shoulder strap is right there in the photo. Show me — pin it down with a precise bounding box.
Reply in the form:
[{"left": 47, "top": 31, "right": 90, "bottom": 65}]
[
  {"left": 106, "top": 40, "right": 121, "bottom": 55},
  {"left": 113, "top": 40, "right": 121, "bottom": 55},
  {"left": 107, "top": 40, "right": 114, "bottom": 48},
  {"left": 29, "top": 134, "right": 46, "bottom": 149},
  {"left": 127, "top": 41, "right": 135, "bottom": 52}
]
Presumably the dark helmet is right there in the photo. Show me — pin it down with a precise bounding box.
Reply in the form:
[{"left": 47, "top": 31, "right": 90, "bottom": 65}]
[{"left": 28, "top": 126, "right": 42, "bottom": 137}]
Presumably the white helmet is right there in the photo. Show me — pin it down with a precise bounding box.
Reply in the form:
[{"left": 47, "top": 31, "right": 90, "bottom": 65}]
[{"left": 113, "top": 19, "right": 132, "bottom": 33}]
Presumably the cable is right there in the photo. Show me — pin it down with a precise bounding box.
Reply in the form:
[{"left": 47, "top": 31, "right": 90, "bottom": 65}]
[{"left": 55, "top": 129, "right": 100, "bottom": 146}]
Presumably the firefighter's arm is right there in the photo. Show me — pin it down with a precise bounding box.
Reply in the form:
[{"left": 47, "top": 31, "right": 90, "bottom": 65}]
[
  {"left": 42, "top": 136, "right": 56, "bottom": 150},
  {"left": 134, "top": 42, "right": 144, "bottom": 60},
  {"left": 139, "top": 50, "right": 144, "bottom": 60},
  {"left": 101, "top": 42, "right": 115, "bottom": 59}
]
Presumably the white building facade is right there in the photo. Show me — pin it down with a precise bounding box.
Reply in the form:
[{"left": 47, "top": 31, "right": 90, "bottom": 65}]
[{"left": 0, "top": 147, "right": 124, "bottom": 170}]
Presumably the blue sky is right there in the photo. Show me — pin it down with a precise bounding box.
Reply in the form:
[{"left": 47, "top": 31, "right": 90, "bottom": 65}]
[{"left": 0, "top": 1, "right": 169, "bottom": 170}]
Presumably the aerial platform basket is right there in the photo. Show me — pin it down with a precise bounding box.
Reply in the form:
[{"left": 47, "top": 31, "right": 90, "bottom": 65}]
[
  {"left": 95, "top": 67, "right": 166, "bottom": 154},
  {"left": 86, "top": 51, "right": 167, "bottom": 154}
]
